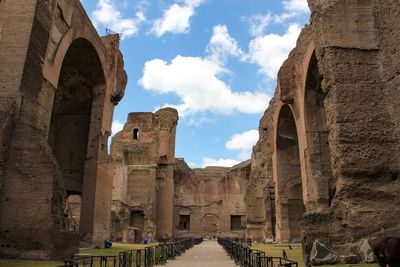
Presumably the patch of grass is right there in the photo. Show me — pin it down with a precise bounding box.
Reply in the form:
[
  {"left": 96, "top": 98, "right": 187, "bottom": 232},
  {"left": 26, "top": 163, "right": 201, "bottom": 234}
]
[
  {"left": 0, "top": 243, "right": 157, "bottom": 267},
  {"left": 79, "top": 242, "right": 156, "bottom": 256},
  {"left": 252, "top": 243, "right": 303, "bottom": 265},
  {"left": 0, "top": 260, "right": 62, "bottom": 267},
  {"left": 251, "top": 244, "right": 379, "bottom": 267}
]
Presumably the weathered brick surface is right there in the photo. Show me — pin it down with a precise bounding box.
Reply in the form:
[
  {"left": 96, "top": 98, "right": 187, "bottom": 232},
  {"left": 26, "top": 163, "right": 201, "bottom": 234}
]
[
  {"left": 251, "top": 0, "right": 400, "bottom": 260},
  {"left": 173, "top": 159, "right": 248, "bottom": 239},
  {"left": 110, "top": 108, "right": 178, "bottom": 241},
  {"left": 0, "top": 0, "right": 126, "bottom": 260}
]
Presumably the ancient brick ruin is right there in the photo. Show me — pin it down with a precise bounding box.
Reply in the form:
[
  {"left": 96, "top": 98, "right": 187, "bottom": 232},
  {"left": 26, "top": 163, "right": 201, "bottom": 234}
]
[
  {"left": 110, "top": 110, "right": 249, "bottom": 241},
  {"left": 110, "top": 109, "right": 179, "bottom": 242},
  {"left": 250, "top": 0, "right": 400, "bottom": 259},
  {"left": 174, "top": 159, "right": 248, "bottom": 239},
  {"left": 0, "top": 0, "right": 399, "bottom": 263},
  {"left": 0, "top": 0, "right": 126, "bottom": 260}
]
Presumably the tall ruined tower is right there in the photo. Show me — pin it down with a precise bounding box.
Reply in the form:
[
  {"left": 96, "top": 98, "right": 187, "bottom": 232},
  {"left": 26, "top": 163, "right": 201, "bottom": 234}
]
[
  {"left": 155, "top": 108, "right": 179, "bottom": 239},
  {"left": 110, "top": 108, "right": 178, "bottom": 241}
]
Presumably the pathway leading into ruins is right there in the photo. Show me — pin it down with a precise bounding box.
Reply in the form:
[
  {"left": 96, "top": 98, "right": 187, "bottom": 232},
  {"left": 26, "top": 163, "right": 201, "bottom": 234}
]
[{"left": 161, "top": 240, "right": 237, "bottom": 267}]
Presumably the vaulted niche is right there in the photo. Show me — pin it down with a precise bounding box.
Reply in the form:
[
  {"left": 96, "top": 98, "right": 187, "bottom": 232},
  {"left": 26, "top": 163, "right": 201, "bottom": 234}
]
[
  {"left": 49, "top": 38, "right": 105, "bottom": 196},
  {"left": 275, "top": 105, "right": 305, "bottom": 242},
  {"left": 48, "top": 38, "right": 106, "bottom": 234},
  {"left": 304, "top": 52, "right": 334, "bottom": 209}
]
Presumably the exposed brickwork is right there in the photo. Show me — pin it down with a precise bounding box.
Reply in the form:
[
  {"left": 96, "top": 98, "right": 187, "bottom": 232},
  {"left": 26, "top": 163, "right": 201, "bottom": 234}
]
[{"left": 0, "top": 0, "right": 126, "bottom": 260}]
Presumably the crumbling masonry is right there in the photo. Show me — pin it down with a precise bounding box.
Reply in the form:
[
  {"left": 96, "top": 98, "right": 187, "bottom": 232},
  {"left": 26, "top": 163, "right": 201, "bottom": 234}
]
[
  {"left": 0, "top": 0, "right": 127, "bottom": 260},
  {"left": 250, "top": 0, "right": 400, "bottom": 259},
  {"left": 110, "top": 108, "right": 178, "bottom": 242},
  {"left": 1, "top": 0, "right": 400, "bottom": 263}
]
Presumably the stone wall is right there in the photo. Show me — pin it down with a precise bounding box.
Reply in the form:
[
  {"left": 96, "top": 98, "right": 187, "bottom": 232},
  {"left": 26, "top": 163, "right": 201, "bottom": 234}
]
[
  {"left": 250, "top": 0, "right": 400, "bottom": 261},
  {"left": 0, "top": 0, "right": 126, "bottom": 260},
  {"left": 174, "top": 159, "right": 248, "bottom": 239},
  {"left": 110, "top": 108, "right": 178, "bottom": 242}
]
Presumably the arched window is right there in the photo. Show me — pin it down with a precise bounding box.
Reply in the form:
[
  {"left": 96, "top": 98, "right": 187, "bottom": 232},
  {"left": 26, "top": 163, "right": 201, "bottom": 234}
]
[{"left": 133, "top": 128, "right": 139, "bottom": 140}]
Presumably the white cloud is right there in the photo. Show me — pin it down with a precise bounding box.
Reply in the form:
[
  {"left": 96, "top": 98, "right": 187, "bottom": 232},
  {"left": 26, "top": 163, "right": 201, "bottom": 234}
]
[
  {"left": 139, "top": 55, "right": 270, "bottom": 117},
  {"left": 283, "top": 0, "right": 309, "bottom": 13},
  {"left": 206, "top": 25, "right": 247, "bottom": 64},
  {"left": 226, "top": 130, "right": 259, "bottom": 161},
  {"left": 202, "top": 157, "right": 240, "bottom": 168},
  {"left": 275, "top": 0, "right": 310, "bottom": 23},
  {"left": 187, "top": 116, "right": 215, "bottom": 127},
  {"left": 92, "top": 0, "right": 146, "bottom": 39},
  {"left": 243, "top": 12, "right": 273, "bottom": 37},
  {"left": 151, "top": 0, "right": 203, "bottom": 37},
  {"left": 111, "top": 120, "right": 124, "bottom": 136},
  {"left": 248, "top": 24, "right": 301, "bottom": 79}
]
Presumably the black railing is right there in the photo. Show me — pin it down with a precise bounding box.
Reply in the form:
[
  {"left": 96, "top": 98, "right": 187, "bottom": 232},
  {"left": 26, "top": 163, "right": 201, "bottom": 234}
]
[
  {"left": 64, "top": 255, "right": 117, "bottom": 267},
  {"left": 64, "top": 238, "right": 202, "bottom": 267},
  {"left": 218, "top": 238, "right": 298, "bottom": 267}
]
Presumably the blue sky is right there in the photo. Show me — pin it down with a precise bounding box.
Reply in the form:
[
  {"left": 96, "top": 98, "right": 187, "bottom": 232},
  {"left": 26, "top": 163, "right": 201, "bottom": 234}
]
[{"left": 80, "top": 0, "right": 310, "bottom": 168}]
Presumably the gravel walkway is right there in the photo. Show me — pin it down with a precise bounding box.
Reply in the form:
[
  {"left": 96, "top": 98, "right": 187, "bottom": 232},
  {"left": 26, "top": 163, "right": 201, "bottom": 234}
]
[{"left": 160, "top": 240, "right": 237, "bottom": 267}]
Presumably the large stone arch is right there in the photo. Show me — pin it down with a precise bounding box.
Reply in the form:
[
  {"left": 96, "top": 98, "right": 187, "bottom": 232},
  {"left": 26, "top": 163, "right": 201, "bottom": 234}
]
[
  {"left": 48, "top": 37, "right": 108, "bottom": 241},
  {"left": 303, "top": 51, "right": 334, "bottom": 211},
  {"left": 43, "top": 29, "right": 109, "bottom": 90},
  {"left": 49, "top": 38, "right": 105, "bottom": 191},
  {"left": 273, "top": 104, "right": 305, "bottom": 242},
  {"left": 0, "top": 0, "right": 126, "bottom": 260}
]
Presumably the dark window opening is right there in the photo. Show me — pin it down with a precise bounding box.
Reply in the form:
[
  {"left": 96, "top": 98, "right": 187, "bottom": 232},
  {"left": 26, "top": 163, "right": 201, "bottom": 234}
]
[
  {"left": 130, "top": 210, "right": 145, "bottom": 230},
  {"left": 231, "top": 215, "right": 242, "bottom": 231},
  {"left": 133, "top": 128, "right": 139, "bottom": 140},
  {"left": 179, "top": 215, "right": 190, "bottom": 231}
]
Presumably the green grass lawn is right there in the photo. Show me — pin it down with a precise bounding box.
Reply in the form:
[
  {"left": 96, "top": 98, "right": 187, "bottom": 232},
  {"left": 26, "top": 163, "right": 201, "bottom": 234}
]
[
  {"left": 0, "top": 260, "right": 62, "bottom": 267},
  {"left": 252, "top": 243, "right": 303, "bottom": 265},
  {"left": 78, "top": 242, "right": 155, "bottom": 256},
  {"left": 251, "top": 243, "right": 379, "bottom": 267},
  {"left": 0, "top": 242, "right": 156, "bottom": 267}
]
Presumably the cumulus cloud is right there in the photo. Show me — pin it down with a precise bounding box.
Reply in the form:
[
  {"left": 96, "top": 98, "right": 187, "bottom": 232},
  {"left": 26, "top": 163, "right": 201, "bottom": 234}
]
[
  {"left": 92, "top": 0, "right": 146, "bottom": 38},
  {"left": 139, "top": 55, "right": 269, "bottom": 117},
  {"left": 243, "top": 12, "right": 273, "bottom": 37},
  {"left": 248, "top": 24, "right": 301, "bottom": 79},
  {"left": 151, "top": 0, "right": 203, "bottom": 37},
  {"left": 275, "top": 0, "right": 310, "bottom": 23},
  {"left": 226, "top": 130, "right": 259, "bottom": 161},
  {"left": 206, "top": 25, "right": 247, "bottom": 64},
  {"left": 201, "top": 157, "right": 240, "bottom": 168},
  {"left": 111, "top": 120, "right": 124, "bottom": 136}
]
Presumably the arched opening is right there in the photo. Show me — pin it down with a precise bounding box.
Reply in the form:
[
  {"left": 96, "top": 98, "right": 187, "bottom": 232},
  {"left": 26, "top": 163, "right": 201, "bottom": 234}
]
[
  {"left": 111, "top": 212, "right": 123, "bottom": 241},
  {"left": 275, "top": 105, "right": 305, "bottom": 242},
  {"left": 304, "top": 52, "right": 334, "bottom": 209},
  {"left": 201, "top": 214, "right": 219, "bottom": 235},
  {"left": 130, "top": 210, "right": 145, "bottom": 230},
  {"left": 133, "top": 128, "right": 139, "bottom": 140},
  {"left": 48, "top": 38, "right": 105, "bottom": 231}
]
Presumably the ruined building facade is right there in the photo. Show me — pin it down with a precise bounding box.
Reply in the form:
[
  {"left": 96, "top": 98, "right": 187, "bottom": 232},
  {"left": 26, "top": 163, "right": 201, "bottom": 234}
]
[
  {"left": 250, "top": 0, "right": 400, "bottom": 259},
  {"left": 174, "top": 159, "right": 248, "bottom": 239},
  {"left": 110, "top": 110, "right": 250, "bottom": 241},
  {"left": 0, "top": 0, "right": 126, "bottom": 260},
  {"left": 110, "top": 108, "right": 178, "bottom": 242}
]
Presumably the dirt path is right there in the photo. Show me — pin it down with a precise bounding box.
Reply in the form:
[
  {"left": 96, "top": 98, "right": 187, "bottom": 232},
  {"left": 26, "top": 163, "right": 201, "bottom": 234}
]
[{"left": 160, "top": 240, "right": 237, "bottom": 267}]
